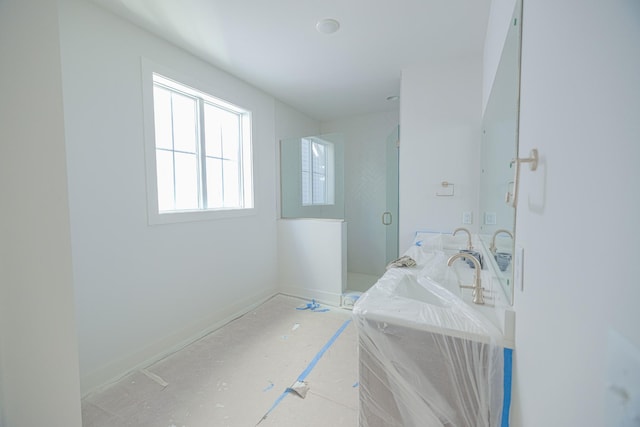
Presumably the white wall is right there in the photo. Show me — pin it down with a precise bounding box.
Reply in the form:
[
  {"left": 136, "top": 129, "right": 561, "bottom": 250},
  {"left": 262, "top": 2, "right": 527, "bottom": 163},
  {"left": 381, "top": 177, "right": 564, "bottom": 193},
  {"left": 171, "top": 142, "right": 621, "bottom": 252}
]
[
  {"left": 322, "top": 111, "right": 400, "bottom": 277},
  {"left": 58, "top": 0, "right": 288, "bottom": 393},
  {"left": 0, "top": 0, "right": 83, "bottom": 425},
  {"left": 275, "top": 100, "right": 321, "bottom": 144},
  {"left": 399, "top": 59, "right": 483, "bottom": 248},
  {"left": 277, "top": 219, "right": 346, "bottom": 306},
  {"left": 505, "top": 0, "right": 640, "bottom": 425}
]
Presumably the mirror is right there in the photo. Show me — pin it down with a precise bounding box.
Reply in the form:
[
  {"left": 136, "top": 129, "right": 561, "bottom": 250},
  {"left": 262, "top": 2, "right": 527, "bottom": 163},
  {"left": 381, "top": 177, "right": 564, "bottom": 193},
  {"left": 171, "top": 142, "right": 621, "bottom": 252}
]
[
  {"left": 479, "top": 0, "right": 522, "bottom": 305},
  {"left": 280, "top": 133, "right": 344, "bottom": 219}
]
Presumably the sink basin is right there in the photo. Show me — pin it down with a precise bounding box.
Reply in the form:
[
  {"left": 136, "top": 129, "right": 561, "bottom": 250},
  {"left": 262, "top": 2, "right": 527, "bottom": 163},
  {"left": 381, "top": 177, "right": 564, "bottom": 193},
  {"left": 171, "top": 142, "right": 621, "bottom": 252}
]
[
  {"left": 395, "top": 274, "right": 450, "bottom": 308},
  {"left": 358, "top": 238, "right": 514, "bottom": 348},
  {"left": 354, "top": 269, "right": 501, "bottom": 344}
]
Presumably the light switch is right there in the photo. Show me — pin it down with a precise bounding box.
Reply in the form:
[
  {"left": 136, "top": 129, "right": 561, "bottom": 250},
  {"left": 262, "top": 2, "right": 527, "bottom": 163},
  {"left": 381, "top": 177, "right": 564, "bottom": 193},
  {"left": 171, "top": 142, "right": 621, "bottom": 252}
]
[
  {"left": 485, "top": 212, "right": 497, "bottom": 225},
  {"left": 462, "top": 211, "right": 473, "bottom": 224}
]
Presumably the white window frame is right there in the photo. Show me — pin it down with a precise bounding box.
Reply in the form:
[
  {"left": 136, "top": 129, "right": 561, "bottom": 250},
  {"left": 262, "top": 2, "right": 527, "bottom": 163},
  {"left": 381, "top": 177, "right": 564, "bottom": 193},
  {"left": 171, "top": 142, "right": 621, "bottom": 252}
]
[
  {"left": 301, "top": 137, "right": 335, "bottom": 206},
  {"left": 141, "top": 59, "right": 254, "bottom": 225}
]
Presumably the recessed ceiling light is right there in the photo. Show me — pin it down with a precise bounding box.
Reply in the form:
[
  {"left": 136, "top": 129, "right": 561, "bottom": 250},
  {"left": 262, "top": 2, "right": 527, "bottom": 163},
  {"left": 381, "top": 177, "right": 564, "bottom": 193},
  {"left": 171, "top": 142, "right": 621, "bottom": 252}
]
[
  {"left": 316, "top": 18, "right": 340, "bottom": 35},
  {"left": 386, "top": 95, "right": 400, "bottom": 102}
]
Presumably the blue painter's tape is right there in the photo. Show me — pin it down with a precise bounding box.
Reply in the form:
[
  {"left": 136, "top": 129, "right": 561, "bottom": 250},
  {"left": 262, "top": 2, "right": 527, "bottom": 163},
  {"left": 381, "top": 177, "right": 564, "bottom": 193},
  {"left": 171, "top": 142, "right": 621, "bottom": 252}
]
[
  {"left": 296, "top": 299, "right": 330, "bottom": 312},
  {"left": 297, "top": 318, "right": 351, "bottom": 382},
  {"left": 257, "top": 318, "right": 352, "bottom": 425},
  {"left": 501, "top": 348, "right": 513, "bottom": 427},
  {"left": 258, "top": 389, "right": 289, "bottom": 424},
  {"left": 296, "top": 299, "right": 320, "bottom": 311}
]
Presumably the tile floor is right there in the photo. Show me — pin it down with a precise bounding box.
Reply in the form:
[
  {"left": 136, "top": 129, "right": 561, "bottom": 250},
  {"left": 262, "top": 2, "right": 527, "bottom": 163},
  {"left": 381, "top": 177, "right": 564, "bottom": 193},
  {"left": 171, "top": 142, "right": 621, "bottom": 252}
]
[{"left": 81, "top": 295, "right": 359, "bottom": 426}]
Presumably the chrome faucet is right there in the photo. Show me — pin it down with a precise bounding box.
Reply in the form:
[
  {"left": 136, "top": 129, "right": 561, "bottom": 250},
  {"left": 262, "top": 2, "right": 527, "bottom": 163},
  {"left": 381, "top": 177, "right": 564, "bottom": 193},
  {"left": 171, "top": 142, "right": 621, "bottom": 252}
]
[
  {"left": 453, "top": 227, "right": 473, "bottom": 250},
  {"left": 489, "top": 229, "right": 514, "bottom": 254},
  {"left": 447, "top": 252, "right": 485, "bottom": 305}
]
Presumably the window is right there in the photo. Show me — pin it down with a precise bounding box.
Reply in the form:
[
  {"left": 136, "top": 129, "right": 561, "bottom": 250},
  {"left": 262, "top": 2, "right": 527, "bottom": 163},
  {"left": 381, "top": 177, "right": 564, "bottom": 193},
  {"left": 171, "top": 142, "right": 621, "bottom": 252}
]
[
  {"left": 301, "top": 137, "right": 334, "bottom": 206},
  {"left": 146, "top": 72, "right": 253, "bottom": 223}
]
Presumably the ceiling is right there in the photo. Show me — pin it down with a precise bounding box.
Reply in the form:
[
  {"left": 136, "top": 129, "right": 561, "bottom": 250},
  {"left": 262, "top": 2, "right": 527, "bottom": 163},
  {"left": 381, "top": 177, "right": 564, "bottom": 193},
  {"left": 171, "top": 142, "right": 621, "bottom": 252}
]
[{"left": 89, "top": 0, "right": 491, "bottom": 121}]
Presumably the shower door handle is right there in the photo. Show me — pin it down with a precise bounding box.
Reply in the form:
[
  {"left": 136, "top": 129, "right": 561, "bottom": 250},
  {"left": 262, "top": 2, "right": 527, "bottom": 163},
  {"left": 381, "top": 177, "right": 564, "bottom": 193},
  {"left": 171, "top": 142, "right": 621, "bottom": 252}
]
[{"left": 382, "top": 211, "right": 392, "bottom": 226}]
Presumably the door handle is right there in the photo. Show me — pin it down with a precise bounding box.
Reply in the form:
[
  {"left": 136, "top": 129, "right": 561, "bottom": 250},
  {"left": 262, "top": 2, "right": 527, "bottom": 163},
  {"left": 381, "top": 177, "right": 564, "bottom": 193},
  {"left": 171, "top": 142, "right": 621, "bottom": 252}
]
[{"left": 382, "top": 211, "right": 392, "bottom": 226}]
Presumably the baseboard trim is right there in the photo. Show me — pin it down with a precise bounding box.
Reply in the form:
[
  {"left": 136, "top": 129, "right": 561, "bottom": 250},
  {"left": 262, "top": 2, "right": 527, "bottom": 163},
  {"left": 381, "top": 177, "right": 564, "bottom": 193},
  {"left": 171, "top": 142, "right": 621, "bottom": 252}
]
[
  {"left": 81, "top": 289, "right": 277, "bottom": 397},
  {"left": 278, "top": 286, "right": 342, "bottom": 308}
]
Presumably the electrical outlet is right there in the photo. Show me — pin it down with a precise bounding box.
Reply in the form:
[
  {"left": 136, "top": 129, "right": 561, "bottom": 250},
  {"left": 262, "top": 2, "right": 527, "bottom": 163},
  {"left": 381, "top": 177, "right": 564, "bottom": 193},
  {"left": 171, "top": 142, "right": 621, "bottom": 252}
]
[
  {"left": 462, "top": 211, "right": 473, "bottom": 224},
  {"left": 485, "top": 212, "right": 497, "bottom": 225},
  {"left": 606, "top": 330, "right": 640, "bottom": 426}
]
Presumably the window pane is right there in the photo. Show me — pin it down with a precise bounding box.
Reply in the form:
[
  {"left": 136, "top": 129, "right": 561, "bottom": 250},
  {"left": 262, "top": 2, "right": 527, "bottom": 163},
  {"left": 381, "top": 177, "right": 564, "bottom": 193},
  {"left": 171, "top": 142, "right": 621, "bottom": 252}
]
[
  {"left": 206, "top": 157, "right": 223, "bottom": 208},
  {"left": 204, "top": 104, "right": 223, "bottom": 158},
  {"left": 205, "top": 105, "right": 240, "bottom": 159},
  {"left": 312, "top": 141, "right": 326, "bottom": 174},
  {"left": 221, "top": 112, "right": 240, "bottom": 162},
  {"left": 223, "top": 159, "right": 240, "bottom": 207},
  {"left": 301, "top": 139, "right": 311, "bottom": 173},
  {"left": 172, "top": 92, "right": 198, "bottom": 154},
  {"left": 301, "top": 170, "right": 311, "bottom": 205},
  {"left": 300, "top": 139, "right": 329, "bottom": 205},
  {"left": 174, "top": 152, "right": 199, "bottom": 210},
  {"left": 301, "top": 139, "right": 311, "bottom": 205},
  {"left": 312, "top": 173, "right": 326, "bottom": 204},
  {"left": 149, "top": 73, "right": 253, "bottom": 217},
  {"left": 156, "top": 149, "right": 175, "bottom": 212},
  {"left": 153, "top": 86, "right": 173, "bottom": 150}
]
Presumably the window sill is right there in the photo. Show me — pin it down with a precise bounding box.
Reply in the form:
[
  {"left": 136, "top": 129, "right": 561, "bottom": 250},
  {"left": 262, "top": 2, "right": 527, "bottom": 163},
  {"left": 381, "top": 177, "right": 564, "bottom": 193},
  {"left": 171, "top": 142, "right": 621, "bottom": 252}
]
[{"left": 148, "top": 207, "right": 255, "bottom": 226}]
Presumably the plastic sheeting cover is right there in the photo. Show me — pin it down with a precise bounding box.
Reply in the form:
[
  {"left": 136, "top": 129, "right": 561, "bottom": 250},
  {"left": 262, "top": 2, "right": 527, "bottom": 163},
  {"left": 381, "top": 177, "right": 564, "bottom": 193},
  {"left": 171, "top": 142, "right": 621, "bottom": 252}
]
[{"left": 353, "top": 234, "right": 506, "bottom": 427}]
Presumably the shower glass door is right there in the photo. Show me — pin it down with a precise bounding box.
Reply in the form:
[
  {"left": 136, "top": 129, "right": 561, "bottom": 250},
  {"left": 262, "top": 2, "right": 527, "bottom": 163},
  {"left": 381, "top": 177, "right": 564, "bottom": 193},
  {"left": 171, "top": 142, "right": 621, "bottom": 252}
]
[{"left": 384, "top": 126, "right": 400, "bottom": 265}]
